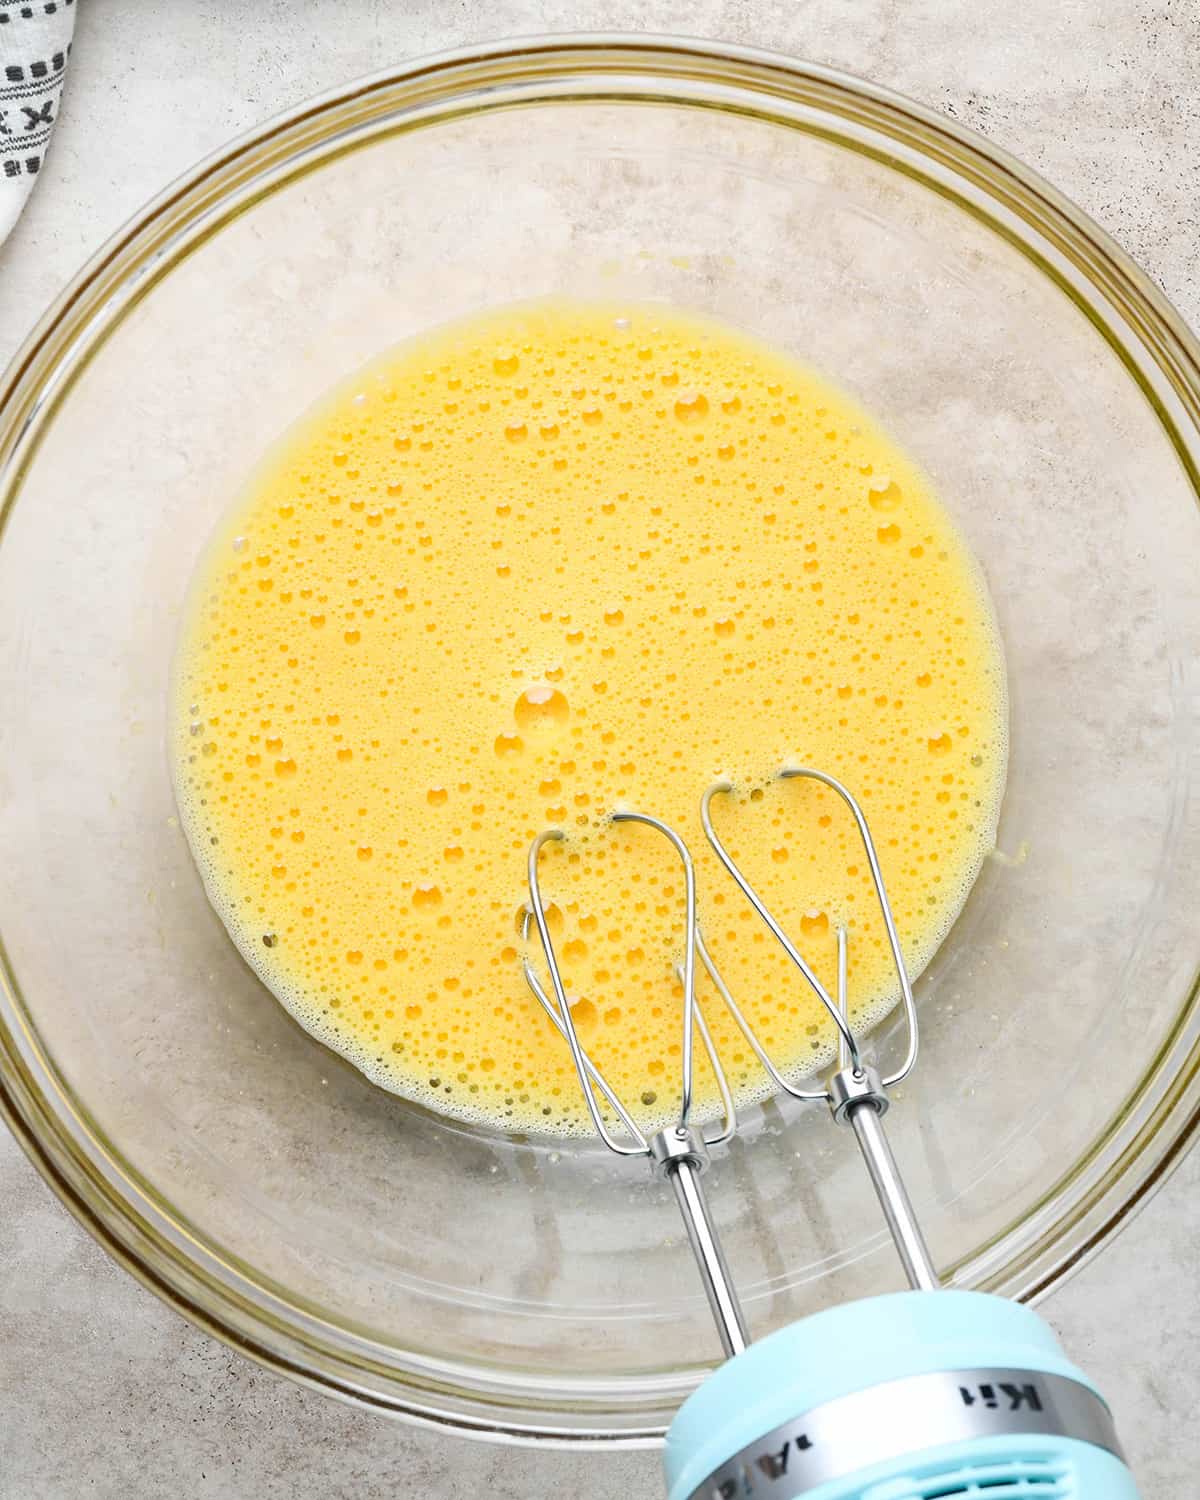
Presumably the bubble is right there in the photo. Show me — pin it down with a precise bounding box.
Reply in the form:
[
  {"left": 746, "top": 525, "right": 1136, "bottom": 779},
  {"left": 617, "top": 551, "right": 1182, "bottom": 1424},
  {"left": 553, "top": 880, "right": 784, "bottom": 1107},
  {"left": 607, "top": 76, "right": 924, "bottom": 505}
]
[
  {"left": 876, "top": 524, "right": 901, "bottom": 544},
  {"left": 674, "top": 392, "right": 709, "bottom": 422},
  {"left": 799, "top": 910, "right": 829, "bottom": 936},
  {"left": 427, "top": 786, "right": 449, "bottom": 805},
  {"left": 713, "top": 617, "right": 735, "bottom": 637},
  {"left": 928, "top": 733, "right": 953, "bottom": 755},
  {"left": 517, "top": 900, "right": 562, "bottom": 935},
  {"left": 504, "top": 422, "right": 527, "bottom": 443},
  {"left": 603, "top": 607, "right": 624, "bottom": 626},
  {"left": 515, "top": 685, "right": 570, "bottom": 728},
  {"left": 493, "top": 351, "right": 520, "bottom": 376},
  {"left": 494, "top": 732, "right": 524, "bottom": 757},
  {"left": 569, "top": 997, "right": 598, "bottom": 1028},
  {"left": 868, "top": 479, "right": 902, "bottom": 512},
  {"left": 412, "top": 883, "right": 443, "bottom": 910}
]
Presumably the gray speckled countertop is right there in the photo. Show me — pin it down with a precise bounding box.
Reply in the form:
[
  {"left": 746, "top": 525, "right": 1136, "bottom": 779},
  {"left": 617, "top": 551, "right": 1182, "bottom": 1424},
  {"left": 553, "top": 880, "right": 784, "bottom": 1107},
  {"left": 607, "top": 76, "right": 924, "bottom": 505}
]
[{"left": 2, "top": 4, "right": 1198, "bottom": 1496}]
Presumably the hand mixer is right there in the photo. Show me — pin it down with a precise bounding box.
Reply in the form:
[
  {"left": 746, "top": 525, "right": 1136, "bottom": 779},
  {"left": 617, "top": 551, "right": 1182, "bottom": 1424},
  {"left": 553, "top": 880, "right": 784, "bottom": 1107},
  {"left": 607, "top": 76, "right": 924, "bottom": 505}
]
[{"left": 522, "top": 767, "right": 1140, "bottom": 1500}]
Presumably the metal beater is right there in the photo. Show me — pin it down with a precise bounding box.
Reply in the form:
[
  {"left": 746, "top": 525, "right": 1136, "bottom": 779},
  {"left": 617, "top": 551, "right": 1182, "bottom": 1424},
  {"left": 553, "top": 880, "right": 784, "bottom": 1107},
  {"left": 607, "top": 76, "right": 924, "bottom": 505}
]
[{"left": 521, "top": 767, "right": 1139, "bottom": 1500}]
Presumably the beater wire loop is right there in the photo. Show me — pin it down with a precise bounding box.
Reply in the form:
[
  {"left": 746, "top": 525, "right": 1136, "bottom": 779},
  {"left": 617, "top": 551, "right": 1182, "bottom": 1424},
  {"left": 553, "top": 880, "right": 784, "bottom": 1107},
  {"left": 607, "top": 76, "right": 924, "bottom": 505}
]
[
  {"left": 701, "top": 767, "right": 919, "bottom": 1094},
  {"left": 523, "top": 816, "right": 737, "bottom": 1156}
]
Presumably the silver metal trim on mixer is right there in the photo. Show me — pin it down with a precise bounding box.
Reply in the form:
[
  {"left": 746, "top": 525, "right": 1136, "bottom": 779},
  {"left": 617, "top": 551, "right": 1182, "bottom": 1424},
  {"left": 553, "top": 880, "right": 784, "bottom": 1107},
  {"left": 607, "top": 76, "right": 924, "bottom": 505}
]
[{"left": 685, "top": 1367, "right": 1124, "bottom": 1500}]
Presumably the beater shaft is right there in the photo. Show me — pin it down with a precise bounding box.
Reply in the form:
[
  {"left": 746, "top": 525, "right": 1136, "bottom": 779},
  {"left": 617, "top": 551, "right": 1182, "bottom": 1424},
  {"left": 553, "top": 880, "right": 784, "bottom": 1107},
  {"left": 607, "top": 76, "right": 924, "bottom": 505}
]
[
  {"left": 658, "top": 1142, "right": 749, "bottom": 1358},
  {"left": 828, "top": 920, "right": 939, "bottom": 1292},
  {"left": 846, "top": 1100, "right": 938, "bottom": 1291}
]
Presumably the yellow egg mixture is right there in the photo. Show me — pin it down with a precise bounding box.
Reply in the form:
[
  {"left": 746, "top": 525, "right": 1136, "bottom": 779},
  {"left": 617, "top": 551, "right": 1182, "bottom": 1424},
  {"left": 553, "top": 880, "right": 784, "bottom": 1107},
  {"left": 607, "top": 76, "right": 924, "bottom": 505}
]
[{"left": 173, "top": 300, "right": 1006, "bottom": 1134}]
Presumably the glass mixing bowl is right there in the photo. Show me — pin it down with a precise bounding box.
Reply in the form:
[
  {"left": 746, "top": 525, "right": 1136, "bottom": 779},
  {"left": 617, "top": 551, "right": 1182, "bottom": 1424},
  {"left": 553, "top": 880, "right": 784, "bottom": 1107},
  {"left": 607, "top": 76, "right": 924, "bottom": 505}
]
[{"left": 1, "top": 37, "right": 1199, "bottom": 1443}]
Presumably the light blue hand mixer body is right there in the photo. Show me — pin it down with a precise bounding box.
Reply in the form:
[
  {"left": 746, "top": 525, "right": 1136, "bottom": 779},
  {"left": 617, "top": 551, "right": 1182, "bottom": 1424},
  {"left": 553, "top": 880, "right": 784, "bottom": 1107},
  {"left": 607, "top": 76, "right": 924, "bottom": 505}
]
[{"left": 522, "top": 767, "right": 1141, "bottom": 1500}]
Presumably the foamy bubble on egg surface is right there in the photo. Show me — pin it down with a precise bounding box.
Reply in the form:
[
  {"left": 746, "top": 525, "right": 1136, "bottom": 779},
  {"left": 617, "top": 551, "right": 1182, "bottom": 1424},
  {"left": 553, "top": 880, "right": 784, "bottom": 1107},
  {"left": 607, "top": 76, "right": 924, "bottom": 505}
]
[{"left": 172, "top": 300, "right": 1007, "bottom": 1136}]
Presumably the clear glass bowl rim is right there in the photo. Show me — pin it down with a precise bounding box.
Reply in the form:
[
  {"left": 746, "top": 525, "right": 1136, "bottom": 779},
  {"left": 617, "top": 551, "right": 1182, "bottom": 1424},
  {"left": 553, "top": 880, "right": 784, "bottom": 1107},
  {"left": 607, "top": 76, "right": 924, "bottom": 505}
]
[{"left": 1, "top": 32, "right": 1198, "bottom": 1445}]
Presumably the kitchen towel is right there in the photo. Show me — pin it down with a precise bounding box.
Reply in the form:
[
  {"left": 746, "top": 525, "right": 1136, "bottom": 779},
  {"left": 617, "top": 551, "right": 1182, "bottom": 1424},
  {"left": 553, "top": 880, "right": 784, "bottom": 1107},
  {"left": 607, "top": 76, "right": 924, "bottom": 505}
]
[{"left": 0, "top": 0, "right": 74, "bottom": 246}]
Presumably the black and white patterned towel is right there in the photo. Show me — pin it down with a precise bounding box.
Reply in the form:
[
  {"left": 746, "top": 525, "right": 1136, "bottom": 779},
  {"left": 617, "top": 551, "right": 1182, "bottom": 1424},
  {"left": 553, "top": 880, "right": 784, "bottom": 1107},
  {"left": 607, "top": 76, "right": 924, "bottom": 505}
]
[{"left": 0, "top": 0, "right": 74, "bottom": 244}]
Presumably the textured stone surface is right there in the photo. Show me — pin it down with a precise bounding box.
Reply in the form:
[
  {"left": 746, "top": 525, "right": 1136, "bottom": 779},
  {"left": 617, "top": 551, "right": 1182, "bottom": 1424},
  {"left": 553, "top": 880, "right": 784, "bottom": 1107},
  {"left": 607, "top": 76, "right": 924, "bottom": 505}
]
[{"left": 1, "top": 3, "right": 1198, "bottom": 1496}]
